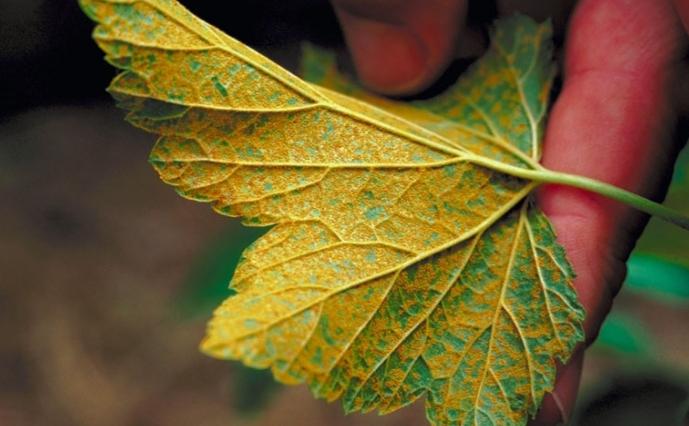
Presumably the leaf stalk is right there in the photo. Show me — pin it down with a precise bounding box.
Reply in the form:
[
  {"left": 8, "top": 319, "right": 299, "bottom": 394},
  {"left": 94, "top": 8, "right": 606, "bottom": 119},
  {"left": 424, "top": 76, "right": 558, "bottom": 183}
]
[{"left": 466, "top": 155, "right": 689, "bottom": 231}]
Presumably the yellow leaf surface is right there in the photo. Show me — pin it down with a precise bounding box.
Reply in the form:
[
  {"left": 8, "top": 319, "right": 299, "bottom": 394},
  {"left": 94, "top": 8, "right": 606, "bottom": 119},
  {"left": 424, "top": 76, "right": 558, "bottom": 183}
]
[{"left": 80, "top": 1, "right": 585, "bottom": 424}]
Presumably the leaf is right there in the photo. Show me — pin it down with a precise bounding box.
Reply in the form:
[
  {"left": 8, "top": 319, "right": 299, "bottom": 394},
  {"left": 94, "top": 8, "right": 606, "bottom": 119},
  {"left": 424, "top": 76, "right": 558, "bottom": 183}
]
[
  {"left": 592, "top": 311, "right": 655, "bottom": 357},
  {"left": 300, "top": 43, "right": 536, "bottom": 168},
  {"left": 625, "top": 254, "right": 689, "bottom": 305},
  {"left": 80, "top": 1, "right": 585, "bottom": 424}
]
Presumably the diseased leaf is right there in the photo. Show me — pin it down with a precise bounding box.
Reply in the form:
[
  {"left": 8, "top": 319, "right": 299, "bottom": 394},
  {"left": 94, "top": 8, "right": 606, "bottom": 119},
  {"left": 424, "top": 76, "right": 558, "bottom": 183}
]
[{"left": 80, "top": 1, "right": 585, "bottom": 424}]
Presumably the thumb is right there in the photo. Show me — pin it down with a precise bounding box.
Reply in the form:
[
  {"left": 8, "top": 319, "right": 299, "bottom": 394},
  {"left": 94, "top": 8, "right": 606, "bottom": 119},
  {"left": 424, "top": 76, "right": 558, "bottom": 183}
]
[{"left": 331, "top": 0, "right": 466, "bottom": 95}]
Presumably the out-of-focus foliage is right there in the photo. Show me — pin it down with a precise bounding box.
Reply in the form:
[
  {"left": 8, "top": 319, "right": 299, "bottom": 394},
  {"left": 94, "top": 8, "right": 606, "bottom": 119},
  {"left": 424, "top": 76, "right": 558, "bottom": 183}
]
[
  {"left": 625, "top": 254, "right": 689, "bottom": 304},
  {"left": 176, "top": 224, "right": 266, "bottom": 319},
  {"left": 594, "top": 312, "right": 654, "bottom": 358}
]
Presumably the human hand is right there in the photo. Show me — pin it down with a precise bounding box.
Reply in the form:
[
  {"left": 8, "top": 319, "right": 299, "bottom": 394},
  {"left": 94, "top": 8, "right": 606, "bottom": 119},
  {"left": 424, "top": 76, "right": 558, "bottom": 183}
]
[{"left": 331, "top": 0, "right": 689, "bottom": 423}]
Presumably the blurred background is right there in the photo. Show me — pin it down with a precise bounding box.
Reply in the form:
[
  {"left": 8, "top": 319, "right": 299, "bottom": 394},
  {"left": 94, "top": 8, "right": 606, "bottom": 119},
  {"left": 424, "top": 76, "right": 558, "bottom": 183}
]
[{"left": 1, "top": 1, "right": 688, "bottom": 425}]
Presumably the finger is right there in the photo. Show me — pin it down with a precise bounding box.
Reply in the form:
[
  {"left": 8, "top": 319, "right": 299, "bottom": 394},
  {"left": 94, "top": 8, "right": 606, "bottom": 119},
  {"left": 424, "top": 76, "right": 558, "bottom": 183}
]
[
  {"left": 331, "top": 0, "right": 466, "bottom": 95},
  {"left": 537, "top": 0, "right": 686, "bottom": 423}
]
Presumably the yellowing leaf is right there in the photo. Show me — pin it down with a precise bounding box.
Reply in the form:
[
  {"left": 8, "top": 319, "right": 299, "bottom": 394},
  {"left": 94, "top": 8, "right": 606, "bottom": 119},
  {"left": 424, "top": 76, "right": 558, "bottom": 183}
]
[
  {"left": 80, "top": 1, "right": 585, "bottom": 424},
  {"left": 301, "top": 44, "right": 534, "bottom": 169}
]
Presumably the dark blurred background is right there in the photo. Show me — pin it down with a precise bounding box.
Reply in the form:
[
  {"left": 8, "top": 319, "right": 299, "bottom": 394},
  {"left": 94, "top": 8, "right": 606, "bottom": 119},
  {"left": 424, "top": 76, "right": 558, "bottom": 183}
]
[{"left": 1, "top": 1, "right": 688, "bottom": 425}]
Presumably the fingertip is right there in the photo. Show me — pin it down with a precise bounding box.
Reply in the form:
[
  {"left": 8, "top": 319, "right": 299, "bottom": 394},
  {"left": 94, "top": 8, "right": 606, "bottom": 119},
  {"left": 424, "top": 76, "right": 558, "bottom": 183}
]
[
  {"left": 335, "top": 10, "right": 431, "bottom": 95},
  {"left": 333, "top": 0, "right": 466, "bottom": 95}
]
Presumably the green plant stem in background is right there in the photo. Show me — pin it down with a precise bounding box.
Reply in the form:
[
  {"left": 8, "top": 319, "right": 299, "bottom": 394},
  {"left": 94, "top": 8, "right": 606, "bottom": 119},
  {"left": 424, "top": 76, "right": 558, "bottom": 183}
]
[{"left": 468, "top": 155, "right": 689, "bottom": 231}]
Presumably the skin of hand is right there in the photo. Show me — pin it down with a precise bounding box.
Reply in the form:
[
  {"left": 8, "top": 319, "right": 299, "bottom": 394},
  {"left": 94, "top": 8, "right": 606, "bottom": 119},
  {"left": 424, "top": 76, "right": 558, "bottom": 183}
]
[{"left": 331, "top": 0, "right": 689, "bottom": 424}]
